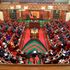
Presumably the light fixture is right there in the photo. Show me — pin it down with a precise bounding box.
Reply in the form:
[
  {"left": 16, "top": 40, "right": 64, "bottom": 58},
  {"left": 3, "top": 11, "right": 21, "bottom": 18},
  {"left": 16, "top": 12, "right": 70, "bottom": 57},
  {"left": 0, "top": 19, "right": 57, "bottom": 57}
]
[
  {"left": 48, "top": 5, "right": 53, "bottom": 10},
  {"left": 23, "top": 6, "right": 28, "bottom": 11},
  {"left": 10, "top": 6, "right": 14, "bottom": 9},
  {"left": 16, "top": 5, "right": 21, "bottom": 9},
  {"left": 41, "top": 6, "right": 46, "bottom": 10}
]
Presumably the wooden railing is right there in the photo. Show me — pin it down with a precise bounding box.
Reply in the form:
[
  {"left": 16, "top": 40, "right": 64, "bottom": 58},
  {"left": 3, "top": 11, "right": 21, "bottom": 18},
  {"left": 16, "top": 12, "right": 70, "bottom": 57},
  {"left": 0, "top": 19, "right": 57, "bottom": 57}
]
[{"left": 0, "top": 64, "right": 70, "bottom": 70}]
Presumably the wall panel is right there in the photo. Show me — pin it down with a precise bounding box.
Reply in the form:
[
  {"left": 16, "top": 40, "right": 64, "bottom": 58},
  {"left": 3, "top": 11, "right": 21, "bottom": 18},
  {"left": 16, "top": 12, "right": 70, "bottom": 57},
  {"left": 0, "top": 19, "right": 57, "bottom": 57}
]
[{"left": 0, "top": 64, "right": 70, "bottom": 70}]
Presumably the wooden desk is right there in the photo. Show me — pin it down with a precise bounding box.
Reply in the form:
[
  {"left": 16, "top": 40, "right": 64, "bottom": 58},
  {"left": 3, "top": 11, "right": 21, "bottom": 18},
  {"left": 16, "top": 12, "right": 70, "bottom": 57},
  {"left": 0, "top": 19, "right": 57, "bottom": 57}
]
[{"left": 0, "top": 64, "right": 70, "bottom": 70}]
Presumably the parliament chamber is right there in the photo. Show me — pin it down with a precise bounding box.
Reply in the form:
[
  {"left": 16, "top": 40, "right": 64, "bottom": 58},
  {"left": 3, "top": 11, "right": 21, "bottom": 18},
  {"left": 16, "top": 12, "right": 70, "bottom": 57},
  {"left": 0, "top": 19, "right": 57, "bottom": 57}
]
[{"left": 0, "top": 0, "right": 70, "bottom": 70}]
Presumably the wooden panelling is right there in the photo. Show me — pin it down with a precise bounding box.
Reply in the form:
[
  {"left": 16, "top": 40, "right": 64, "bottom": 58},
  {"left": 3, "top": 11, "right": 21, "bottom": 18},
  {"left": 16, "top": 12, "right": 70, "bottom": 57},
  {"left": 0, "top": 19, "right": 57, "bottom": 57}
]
[
  {"left": 0, "top": 64, "right": 70, "bottom": 70},
  {"left": 60, "top": 10, "right": 66, "bottom": 21},
  {"left": 0, "top": 3, "right": 69, "bottom": 11},
  {"left": 3, "top": 9, "right": 10, "bottom": 21},
  {"left": 0, "top": 3, "right": 70, "bottom": 20}
]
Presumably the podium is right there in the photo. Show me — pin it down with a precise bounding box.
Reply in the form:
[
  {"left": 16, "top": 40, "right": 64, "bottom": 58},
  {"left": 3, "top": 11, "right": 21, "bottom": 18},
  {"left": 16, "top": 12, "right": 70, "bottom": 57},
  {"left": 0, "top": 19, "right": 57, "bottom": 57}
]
[{"left": 0, "top": 64, "right": 70, "bottom": 70}]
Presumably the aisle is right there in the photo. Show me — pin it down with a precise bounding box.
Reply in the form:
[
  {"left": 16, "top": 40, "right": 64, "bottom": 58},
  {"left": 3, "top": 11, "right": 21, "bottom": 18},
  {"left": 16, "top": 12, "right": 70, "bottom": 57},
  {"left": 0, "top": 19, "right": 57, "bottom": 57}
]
[
  {"left": 39, "top": 28, "right": 46, "bottom": 48},
  {"left": 38, "top": 28, "right": 51, "bottom": 50},
  {"left": 23, "top": 28, "right": 30, "bottom": 47},
  {"left": 19, "top": 28, "right": 30, "bottom": 49}
]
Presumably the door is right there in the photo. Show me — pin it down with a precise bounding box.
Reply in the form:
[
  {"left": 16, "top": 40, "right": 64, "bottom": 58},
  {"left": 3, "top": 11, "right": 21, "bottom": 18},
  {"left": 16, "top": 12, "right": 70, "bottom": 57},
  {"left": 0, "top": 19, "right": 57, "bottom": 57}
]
[{"left": 0, "top": 11, "right": 4, "bottom": 21}]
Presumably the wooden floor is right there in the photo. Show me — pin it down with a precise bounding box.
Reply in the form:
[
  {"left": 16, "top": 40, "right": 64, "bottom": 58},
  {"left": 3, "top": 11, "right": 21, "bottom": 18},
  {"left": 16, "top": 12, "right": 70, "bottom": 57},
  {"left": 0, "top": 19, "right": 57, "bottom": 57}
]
[{"left": 0, "top": 64, "right": 70, "bottom": 70}]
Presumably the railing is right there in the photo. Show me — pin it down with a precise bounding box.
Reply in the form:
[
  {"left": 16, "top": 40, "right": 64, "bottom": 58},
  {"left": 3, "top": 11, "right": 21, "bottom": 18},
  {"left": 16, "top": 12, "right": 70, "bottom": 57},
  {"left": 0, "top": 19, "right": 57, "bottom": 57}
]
[
  {"left": 17, "top": 19, "right": 51, "bottom": 23},
  {"left": 0, "top": 64, "right": 70, "bottom": 70}
]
